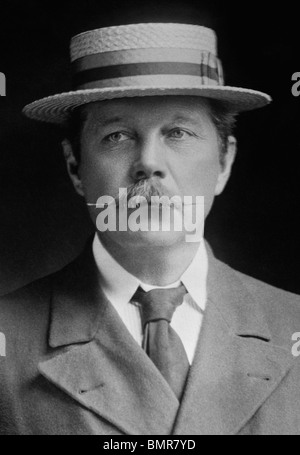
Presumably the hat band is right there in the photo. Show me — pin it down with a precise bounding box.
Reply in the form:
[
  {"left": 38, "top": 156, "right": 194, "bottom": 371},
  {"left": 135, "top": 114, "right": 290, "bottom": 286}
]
[
  {"left": 71, "top": 50, "right": 224, "bottom": 90},
  {"left": 72, "top": 61, "right": 223, "bottom": 90}
]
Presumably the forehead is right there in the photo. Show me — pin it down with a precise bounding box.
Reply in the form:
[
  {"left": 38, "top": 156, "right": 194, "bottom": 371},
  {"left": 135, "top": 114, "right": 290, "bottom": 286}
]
[{"left": 81, "top": 96, "right": 213, "bottom": 128}]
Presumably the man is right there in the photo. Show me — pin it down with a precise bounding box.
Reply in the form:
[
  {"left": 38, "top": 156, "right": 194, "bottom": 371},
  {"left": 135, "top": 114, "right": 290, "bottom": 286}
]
[{"left": 1, "top": 22, "right": 300, "bottom": 435}]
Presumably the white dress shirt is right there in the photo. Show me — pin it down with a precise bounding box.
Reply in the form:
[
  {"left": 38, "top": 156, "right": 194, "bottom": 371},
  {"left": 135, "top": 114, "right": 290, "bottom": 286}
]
[{"left": 92, "top": 234, "right": 208, "bottom": 364}]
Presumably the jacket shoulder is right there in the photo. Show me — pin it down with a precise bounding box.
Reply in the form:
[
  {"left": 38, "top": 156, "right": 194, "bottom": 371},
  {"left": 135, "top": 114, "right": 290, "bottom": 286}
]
[
  {"left": 221, "top": 260, "right": 300, "bottom": 339},
  {"left": 0, "top": 242, "right": 94, "bottom": 326},
  {"left": 0, "top": 258, "right": 77, "bottom": 328},
  {"left": 0, "top": 273, "right": 54, "bottom": 329},
  {"left": 232, "top": 265, "right": 300, "bottom": 306}
]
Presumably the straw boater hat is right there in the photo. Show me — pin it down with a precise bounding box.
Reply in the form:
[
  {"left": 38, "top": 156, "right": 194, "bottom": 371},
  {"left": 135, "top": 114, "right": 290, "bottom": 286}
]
[{"left": 23, "top": 22, "right": 271, "bottom": 125}]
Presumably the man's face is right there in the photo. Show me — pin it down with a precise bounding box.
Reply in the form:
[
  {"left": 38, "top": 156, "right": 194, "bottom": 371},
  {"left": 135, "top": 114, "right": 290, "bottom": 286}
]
[{"left": 64, "top": 96, "right": 235, "bottom": 248}]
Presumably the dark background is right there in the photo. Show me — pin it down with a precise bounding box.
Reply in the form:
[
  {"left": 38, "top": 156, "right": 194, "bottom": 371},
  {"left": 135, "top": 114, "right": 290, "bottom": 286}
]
[{"left": 0, "top": 0, "right": 299, "bottom": 295}]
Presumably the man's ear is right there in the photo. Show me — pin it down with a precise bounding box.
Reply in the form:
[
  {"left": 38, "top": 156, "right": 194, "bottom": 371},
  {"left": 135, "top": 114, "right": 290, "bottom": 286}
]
[
  {"left": 61, "top": 139, "right": 85, "bottom": 197},
  {"left": 214, "top": 135, "right": 237, "bottom": 196}
]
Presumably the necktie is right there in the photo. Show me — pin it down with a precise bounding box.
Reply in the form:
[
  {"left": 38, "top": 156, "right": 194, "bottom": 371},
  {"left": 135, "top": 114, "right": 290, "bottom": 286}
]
[{"left": 132, "top": 284, "right": 190, "bottom": 400}]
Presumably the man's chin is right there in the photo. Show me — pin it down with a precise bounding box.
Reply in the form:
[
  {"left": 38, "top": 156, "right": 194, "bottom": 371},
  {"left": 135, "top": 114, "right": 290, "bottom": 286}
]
[{"left": 99, "top": 228, "right": 187, "bottom": 248}]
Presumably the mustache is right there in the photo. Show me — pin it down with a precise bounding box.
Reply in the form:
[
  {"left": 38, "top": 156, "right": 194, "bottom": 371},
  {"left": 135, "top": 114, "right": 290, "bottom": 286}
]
[{"left": 116, "top": 179, "right": 177, "bottom": 208}]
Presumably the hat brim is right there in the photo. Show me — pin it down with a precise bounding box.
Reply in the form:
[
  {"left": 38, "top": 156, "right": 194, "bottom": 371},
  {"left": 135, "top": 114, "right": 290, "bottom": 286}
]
[{"left": 23, "top": 85, "right": 272, "bottom": 125}]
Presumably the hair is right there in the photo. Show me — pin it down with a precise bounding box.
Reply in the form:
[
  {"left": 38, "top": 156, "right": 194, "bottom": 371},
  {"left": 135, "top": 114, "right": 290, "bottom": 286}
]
[
  {"left": 66, "top": 107, "right": 87, "bottom": 164},
  {"left": 66, "top": 98, "right": 238, "bottom": 165},
  {"left": 207, "top": 99, "right": 238, "bottom": 166}
]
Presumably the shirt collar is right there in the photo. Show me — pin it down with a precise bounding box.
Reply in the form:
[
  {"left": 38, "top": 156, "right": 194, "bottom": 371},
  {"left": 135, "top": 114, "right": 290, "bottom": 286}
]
[{"left": 92, "top": 233, "right": 208, "bottom": 311}]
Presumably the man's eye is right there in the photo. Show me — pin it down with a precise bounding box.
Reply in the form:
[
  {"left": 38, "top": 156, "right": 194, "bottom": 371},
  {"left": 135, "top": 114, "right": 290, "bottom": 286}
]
[
  {"left": 106, "top": 132, "right": 130, "bottom": 143},
  {"left": 169, "top": 129, "right": 193, "bottom": 139}
]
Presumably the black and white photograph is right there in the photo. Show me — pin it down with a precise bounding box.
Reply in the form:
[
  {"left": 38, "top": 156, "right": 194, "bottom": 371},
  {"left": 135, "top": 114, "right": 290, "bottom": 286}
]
[{"left": 0, "top": 0, "right": 300, "bottom": 436}]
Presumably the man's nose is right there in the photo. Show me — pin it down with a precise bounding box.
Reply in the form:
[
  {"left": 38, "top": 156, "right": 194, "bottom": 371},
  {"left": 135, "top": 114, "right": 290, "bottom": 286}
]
[{"left": 131, "top": 136, "right": 167, "bottom": 181}]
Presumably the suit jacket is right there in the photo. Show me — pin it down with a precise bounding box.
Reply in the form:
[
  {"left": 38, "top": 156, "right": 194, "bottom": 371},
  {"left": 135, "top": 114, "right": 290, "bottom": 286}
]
[{"left": 0, "top": 240, "right": 300, "bottom": 435}]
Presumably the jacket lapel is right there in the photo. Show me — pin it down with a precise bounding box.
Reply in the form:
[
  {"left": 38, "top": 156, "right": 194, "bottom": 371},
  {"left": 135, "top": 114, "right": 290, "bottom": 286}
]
[
  {"left": 39, "top": 241, "right": 179, "bottom": 435},
  {"left": 173, "top": 251, "right": 294, "bottom": 435}
]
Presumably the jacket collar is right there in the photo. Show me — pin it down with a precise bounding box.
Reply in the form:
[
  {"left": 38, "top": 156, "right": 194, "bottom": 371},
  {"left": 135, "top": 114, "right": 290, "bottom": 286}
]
[
  {"left": 205, "top": 245, "right": 272, "bottom": 341},
  {"left": 48, "top": 237, "right": 105, "bottom": 348}
]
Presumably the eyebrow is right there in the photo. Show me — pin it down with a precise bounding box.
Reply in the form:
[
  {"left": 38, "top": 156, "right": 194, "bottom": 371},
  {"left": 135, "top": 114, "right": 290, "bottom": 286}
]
[
  {"left": 95, "top": 116, "right": 126, "bottom": 127},
  {"left": 86, "top": 114, "right": 129, "bottom": 135},
  {"left": 168, "top": 115, "right": 204, "bottom": 126}
]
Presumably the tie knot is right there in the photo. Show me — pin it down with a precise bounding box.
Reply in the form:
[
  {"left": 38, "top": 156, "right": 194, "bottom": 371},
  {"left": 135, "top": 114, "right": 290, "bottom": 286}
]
[{"left": 132, "top": 284, "right": 187, "bottom": 328}]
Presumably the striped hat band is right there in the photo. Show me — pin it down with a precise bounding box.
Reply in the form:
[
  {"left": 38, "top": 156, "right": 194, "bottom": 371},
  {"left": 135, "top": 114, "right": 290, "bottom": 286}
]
[{"left": 72, "top": 49, "right": 224, "bottom": 90}]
